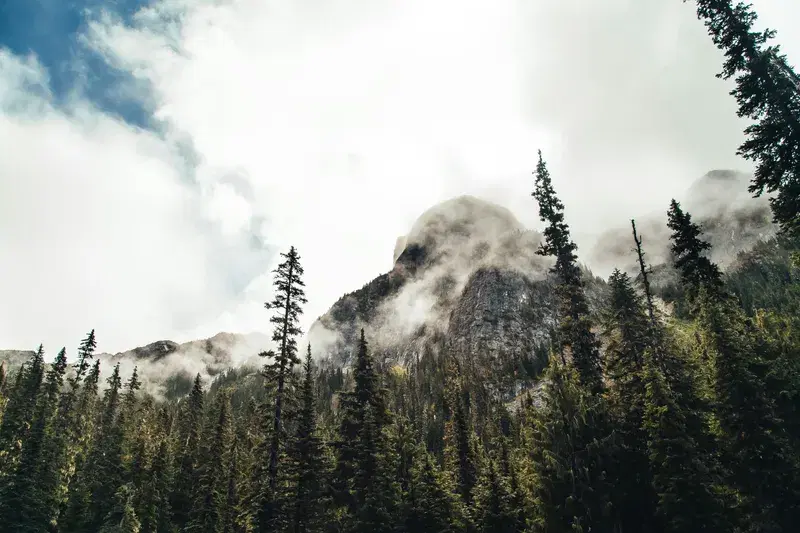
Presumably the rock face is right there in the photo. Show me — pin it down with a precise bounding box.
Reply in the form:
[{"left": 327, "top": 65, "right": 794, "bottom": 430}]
[{"left": 309, "top": 195, "right": 574, "bottom": 398}]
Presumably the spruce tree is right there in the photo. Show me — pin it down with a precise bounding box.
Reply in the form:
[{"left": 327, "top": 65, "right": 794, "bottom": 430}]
[
  {"left": 697, "top": 295, "right": 799, "bottom": 531},
  {"left": 350, "top": 403, "right": 401, "bottom": 533},
  {"left": 527, "top": 358, "right": 613, "bottom": 533},
  {"left": 667, "top": 200, "right": 725, "bottom": 304},
  {"left": 258, "top": 245, "right": 307, "bottom": 530},
  {"left": 642, "top": 349, "right": 730, "bottom": 533},
  {"left": 689, "top": 0, "right": 800, "bottom": 234},
  {"left": 172, "top": 373, "right": 204, "bottom": 530},
  {"left": 532, "top": 150, "right": 603, "bottom": 393},
  {"left": 443, "top": 388, "right": 478, "bottom": 507},
  {"left": 667, "top": 202, "right": 798, "bottom": 530},
  {"left": 187, "top": 390, "right": 233, "bottom": 533},
  {"left": 473, "top": 460, "right": 517, "bottom": 533},
  {"left": 602, "top": 270, "right": 658, "bottom": 533},
  {"left": 0, "top": 348, "right": 68, "bottom": 533},
  {"left": 65, "top": 362, "right": 126, "bottom": 532},
  {"left": 99, "top": 484, "right": 141, "bottom": 533},
  {"left": 333, "top": 330, "right": 389, "bottom": 516},
  {"left": 285, "top": 344, "right": 329, "bottom": 533},
  {"left": 0, "top": 344, "right": 46, "bottom": 472},
  {"left": 404, "top": 445, "right": 466, "bottom": 533}
]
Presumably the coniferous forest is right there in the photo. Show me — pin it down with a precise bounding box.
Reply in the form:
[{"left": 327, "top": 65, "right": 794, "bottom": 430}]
[{"left": 1, "top": 2, "right": 799, "bottom": 532}]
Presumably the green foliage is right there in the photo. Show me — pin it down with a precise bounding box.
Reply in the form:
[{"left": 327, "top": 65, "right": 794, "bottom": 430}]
[{"left": 689, "top": 0, "right": 800, "bottom": 234}]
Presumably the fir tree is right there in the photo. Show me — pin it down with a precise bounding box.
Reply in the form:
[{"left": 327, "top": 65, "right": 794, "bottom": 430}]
[
  {"left": 689, "top": 0, "right": 800, "bottom": 234},
  {"left": 443, "top": 388, "right": 478, "bottom": 507},
  {"left": 473, "top": 460, "right": 517, "bottom": 533},
  {"left": 0, "top": 348, "right": 68, "bottom": 533},
  {"left": 697, "top": 295, "right": 799, "bottom": 531},
  {"left": 187, "top": 390, "right": 234, "bottom": 533},
  {"left": 99, "top": 484, "right": 141, "bottom": 533},
  {"left": 333, "top": 330, "right": 390, "bottom": 518},
  {"left": 528, "top": 359, "right": 613, "bottom": 533},
  {"left": 172, "top": 373, "right": 205, "bottom": 530},
  {"left": 259, "top": 246, "right": 307, "bottom": 530},
  {"left": 0, "top": 344, "right": 46, "bottom": 472},
  {"left": 350, "top": 403, "right": 401, "bottom": 533},
  {"left": 642, "top": 349, "right": 730, "bottom": 533},
  {"left": 667, "top": 200, "right": 725, "bottom": 304},
  {"left": 285, "top": 344, "right": 329, "bottom": 533},
  {"left": 64, "top": 362, "right": 126, "bottom": 532},
  {"left": 532, "top": 151, "right": 603, "bottom": 393},
  {"left": 404, "top": 445, "right": 465, "bottom": 533}
]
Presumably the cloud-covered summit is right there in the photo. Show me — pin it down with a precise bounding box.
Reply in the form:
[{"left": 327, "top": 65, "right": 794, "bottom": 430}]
[{"left": 2, "top": 0, "right": 798, "bottom": 356}]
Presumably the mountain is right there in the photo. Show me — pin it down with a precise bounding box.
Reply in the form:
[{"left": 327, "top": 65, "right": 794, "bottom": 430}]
[
  {"left": 0, "top": 331, "right": 270, "bottom": 399},
  {"left": 1, "top": 170, "right": 777, "bottom": 400},
  {"left": 307, "top": 195, "right": 607, "bottom": 404}
]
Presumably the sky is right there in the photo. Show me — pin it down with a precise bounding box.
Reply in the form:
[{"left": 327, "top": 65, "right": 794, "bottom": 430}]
[{"left": 1, "top": 0, "right": 799, "bottom": 355}]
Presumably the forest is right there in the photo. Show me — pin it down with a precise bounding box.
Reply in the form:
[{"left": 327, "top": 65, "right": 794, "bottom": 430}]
[{"left": 1, "top": 1, "right": 799, "bottom": 532}]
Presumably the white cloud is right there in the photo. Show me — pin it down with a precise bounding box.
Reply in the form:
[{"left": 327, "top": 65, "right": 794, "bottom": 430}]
[{"left": 1, "top": 0, "right": 799, "bottom": 354}]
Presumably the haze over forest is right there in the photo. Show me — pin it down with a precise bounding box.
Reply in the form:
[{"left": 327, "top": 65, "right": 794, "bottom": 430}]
[{"left": 2, "top": 0, "right": 799, "bottom": 355}]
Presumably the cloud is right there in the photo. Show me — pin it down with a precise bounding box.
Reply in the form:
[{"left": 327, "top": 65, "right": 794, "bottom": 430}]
[
  {"left": 2, "top": 0, "right": 799, "bottom": 355},
  {"left": 0, "top": 50, "right": 264, "bottom": 354}
]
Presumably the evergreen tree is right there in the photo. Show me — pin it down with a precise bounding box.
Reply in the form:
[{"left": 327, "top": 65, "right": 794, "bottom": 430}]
[
  {"left": 172, "top": 373, "right": 205, "bottom": 530},
  {"left": 642, "top": 349, "right": 730, "bottom": 533},
  {"left": 350, "top": 403, "right": 401, "bottom": 533},
  {"left": 333, "top": 330, "right": 390, "bottom": 518},
  {"left": 285, "top": 344, "right": 329, "bottom": 533},
  {"left": 667, "top": 200, "right": 725, "bottom": 304},
  {"left": 0, "top": 348, "right": 68, "bottom": 533},
  {"left": 63, "top": 362, "right": 126, "bottom": 532},
  {"left": 602, "top": 270, "right": 658, "bottom": 533},
  {"left": 697, "top": 294, "right": 799, "bottom": 531},
  {"left": 99, "top": 484, "right": 141, "bottom": 533},
  {"left": 138, "top": 438, "right": 173, "bottom": 533},
  {"left": 532, "top": 151, "right": 603, "bottom": 393},
  {"left": 443, "top": 388, "right": 478, "bottom": 507},
  {"left": 473, "top": 460, "right": 517, "bottom": 533},
  {"left": 690, "top": 0, "right": 800, "bottom": 234},
  {"left": 527, "top": 359, "right": 613, "bottom": 533},
  {"left": 187, "top": 390, "right": 234, "bottom": 533},
  {"left": 258, "top": 246, "right": 307, "bottom": 530},
  {"left": 0, "top": 345, "right": 46, "bottom": 472},
  {"left": 404, "top": 445, "right": 465, "bottom": 533}
]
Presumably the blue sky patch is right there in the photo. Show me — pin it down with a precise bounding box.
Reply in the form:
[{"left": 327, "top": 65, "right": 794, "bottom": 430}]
[{"left": 0, "top": 0, "right": 154, "bottom": 127}]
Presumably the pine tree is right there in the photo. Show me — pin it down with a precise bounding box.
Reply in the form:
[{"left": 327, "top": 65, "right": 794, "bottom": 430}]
[
  {"left": 64, "top": 362, "right": 126, "bottom": 532},
  {"left": 285, "top": 344, "right": 329, "bottom": 533},
  {"left": 532, "top": 151, "right": 603, "bottom": 393},
  {"left": 473, "top": 460, "right": 517, "bottom": 533},
  {"left": 138, "top": 438, "right": 172, "bottom": 533},
  {"left": 697, "top": 295, "right": 799, "bottom": 531},
  {"left": 666, "top": 202, "right": 799, "bottom": 530},
  {"left": 667, "top": 200, "right": 725, "bottom": 304},
  {"left": 689, "top": 0, "right": 800, "bottom": 234},
  {"left": 187, "top": 389, "right": 234, "bottom": 533},
  {"left": 404, "top": 445, "right": 465, "bottom": 533},
  {"left": 99, "top": 484, "right": 141, "bottom": 533},
  {"left": 602, "top": 270, "right": 658, "bottom": 533},
  {"left": 333, "top": 330, "right": 390, "bottom": 518},
  {"left": 527, "top": 358, "right": 613, "bottom": 533},
  {"left": 443, "top": 388, "right": 478, "bottom": 507},
  {"left": 58, "top": 358, "right": 102, "bottom": 532},
  {"left": 0, "top": 348, "right": 68, "bottom": 533},
  {"left": 642, "top": 349, "right": 730, "bottom": 533},
  {"left": 172, "top": 373, "right": 205, "bottom": 530},
  {"left": 350, "top": 403, "right": 401, "bottom": 533},
  {"left": 259, "top": 246, "right": 307, "bottom": 530},
  {"left": 0, "top": 344, "right": 46, "bottom": 472}
]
